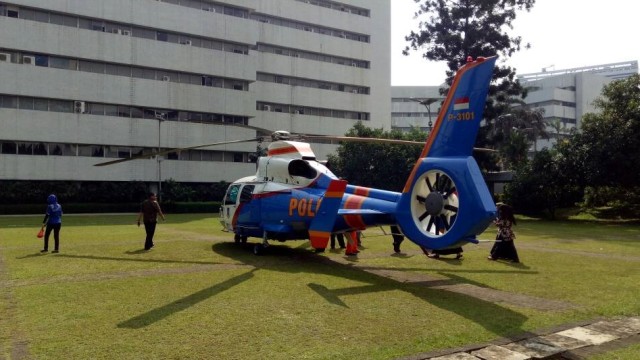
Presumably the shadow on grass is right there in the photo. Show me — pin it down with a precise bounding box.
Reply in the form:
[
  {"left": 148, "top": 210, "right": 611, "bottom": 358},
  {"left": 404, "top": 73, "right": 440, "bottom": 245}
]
[
  {"left": 125, "top": 249, "right": 149, "bottom": 255},
  {"left": 15, "top": 253, "right": 49, "bottom": 259},
  {"left": 117, "top": 269, "right": 256, "bottom": 329},
  {"left": 51, "top": 254, "right": 219, "bottom": 266},
  {"left": 211, "top": 242, "right": 531, "bottom": 336}
]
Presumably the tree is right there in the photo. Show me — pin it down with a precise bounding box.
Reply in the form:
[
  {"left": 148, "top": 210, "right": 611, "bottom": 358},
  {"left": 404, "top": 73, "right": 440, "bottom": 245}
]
[
  {"left": 404, "top": 0, "right": 534, "bottom": 95},
  {"left": 504, "top": 149, "right": 582, "bottom": 219},
  {"left": 487, "top": 106, "right": 549, "bottom": 168},
  {"left": 327, "top": 122, "right": 427, "bottom": 191},
  {"left": 403, "top": 0, "right": 537, "bottom": 169},
  {"left": 553, "top": 74, "right": 640, "bottom": 216},
  {"left": 569, "top": 74, "right": 640, "bottom": 188},
  {"left": 507, "top": 75, "right": 640, "bottom": 218},
  {"left": 499, "top": 130, "right": 529, "bottom": 168}
]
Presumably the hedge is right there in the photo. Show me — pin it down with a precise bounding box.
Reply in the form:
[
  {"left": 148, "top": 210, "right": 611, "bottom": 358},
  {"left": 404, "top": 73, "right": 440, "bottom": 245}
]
[{"left": 0, "top": 202, "right": 222, "bottom": 215}]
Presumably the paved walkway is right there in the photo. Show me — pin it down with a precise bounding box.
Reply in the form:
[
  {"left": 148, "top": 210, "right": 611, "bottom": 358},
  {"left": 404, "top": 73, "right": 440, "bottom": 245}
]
[{"left": 397, "top": 317, "right": 640, "bottom": 360}]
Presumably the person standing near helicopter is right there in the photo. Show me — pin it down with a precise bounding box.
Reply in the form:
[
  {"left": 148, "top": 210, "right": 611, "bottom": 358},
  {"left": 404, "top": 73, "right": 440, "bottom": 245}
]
[
  {"left": 137, "top": 192, "right": 166, "bottom": 250},
  {"left": 488, "top": 203, "right": 520, "bottom": 263},
  {"left": 41, "top": 194, "right": 63, "bottom": 253}
]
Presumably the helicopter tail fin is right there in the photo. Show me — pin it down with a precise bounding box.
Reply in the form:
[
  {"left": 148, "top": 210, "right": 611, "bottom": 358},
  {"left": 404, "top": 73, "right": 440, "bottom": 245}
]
[
  {"left": 396, "top": 56, "right": 498, "bottom": 250},
  {"left": 308, "top": 179, "right": 348, "bottom": 250}
]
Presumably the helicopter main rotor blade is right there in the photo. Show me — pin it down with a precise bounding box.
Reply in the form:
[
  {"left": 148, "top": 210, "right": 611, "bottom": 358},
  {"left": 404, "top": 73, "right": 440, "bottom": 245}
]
[
  {"left": 300, "top": 135, "right": 426, "bottom": 145},
  {"left": 93, "top": 137, "right": 262, "bottom": 167},
  {"left": 298, "top": 135, "right": 496, "bottom": 152}
]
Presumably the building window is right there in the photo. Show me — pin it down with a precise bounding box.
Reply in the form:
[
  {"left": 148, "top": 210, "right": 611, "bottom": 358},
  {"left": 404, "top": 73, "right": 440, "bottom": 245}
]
[
  {"left": 0, "top": 95, "right": 18, "bottom": 108},
  {"left": 33, "top": 143, "right": 47, "bottom": 155},
  {"left": 157, "top": 31, "right": 168, "bottom": 41},
  {"left": 17, "top": 143, "right": 33, "bottom": 155},
  {"left": 7, "top": 6, "right": 18, "bottom": 18},
  {"left": 1, "top": 142, "right": 17, "bottom": 154}
]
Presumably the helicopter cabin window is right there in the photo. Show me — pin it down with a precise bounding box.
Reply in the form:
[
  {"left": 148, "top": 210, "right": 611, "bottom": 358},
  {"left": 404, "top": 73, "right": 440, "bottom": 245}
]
[
  {"left": 224, "top": 184, "right": 240, "bottom": 205},
  {"left": 288, "top": 159, "right": 317, "bottom": 179},
  {"left": 239, "top": 185, "right": 254, "bottom": 203}
]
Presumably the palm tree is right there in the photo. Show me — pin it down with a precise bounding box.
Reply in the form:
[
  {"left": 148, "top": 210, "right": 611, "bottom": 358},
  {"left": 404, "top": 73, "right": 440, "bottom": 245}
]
[{"left": 492, "top": 105, "right": 549, "bottom": 169}]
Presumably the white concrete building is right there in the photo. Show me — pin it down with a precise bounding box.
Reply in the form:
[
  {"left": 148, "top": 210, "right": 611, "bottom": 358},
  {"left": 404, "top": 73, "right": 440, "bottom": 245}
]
[
  {"left": 518, "top": 60, "right": 638, "bottom": 150},
  {"left": 0, "top": 0, "right": 391, "bottom": 185},
  {"left": 391, "top": 86, "right": 443, "bottom": 132}
]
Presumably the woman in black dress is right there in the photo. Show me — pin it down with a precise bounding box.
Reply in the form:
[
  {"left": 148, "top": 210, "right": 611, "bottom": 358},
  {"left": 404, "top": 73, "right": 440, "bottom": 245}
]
[{"left": 489, "top": 203, "right": 520, "bottom": 263}]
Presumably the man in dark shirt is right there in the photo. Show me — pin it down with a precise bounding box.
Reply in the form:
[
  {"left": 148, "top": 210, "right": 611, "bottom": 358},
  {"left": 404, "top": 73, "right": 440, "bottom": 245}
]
[{"left": 137, "top": 192, "right": 166, "bottom": 250}]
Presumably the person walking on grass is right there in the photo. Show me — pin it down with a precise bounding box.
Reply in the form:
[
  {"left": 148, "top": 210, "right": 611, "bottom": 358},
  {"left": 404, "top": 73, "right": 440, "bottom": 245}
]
[
  {"left": 137, "top": 192, "right": 165, "bottom": 250},
  {"left": 488, "top": 203, "right": 520, "bottom": 263},
  {"left": 41, "top": 194, "right": 63, "bottom": 253},
  {"left": 330, "top": 233, "right": 346, "bottom": 250}
]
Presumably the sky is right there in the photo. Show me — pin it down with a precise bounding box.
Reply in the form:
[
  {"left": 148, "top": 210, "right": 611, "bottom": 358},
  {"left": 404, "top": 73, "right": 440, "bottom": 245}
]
[{"left": 391, "top": 0, "right": 640, "bottom": 86}]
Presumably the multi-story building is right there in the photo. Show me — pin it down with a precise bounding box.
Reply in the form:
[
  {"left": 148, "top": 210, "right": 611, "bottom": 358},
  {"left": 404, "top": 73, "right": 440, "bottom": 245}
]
[
  {"left": 518, "top": 60, "right": 638, "bottom": 150},
  {"left": 390, "top": 86, "right": 442, "bottom": 133},
  {"left": 0, "top": 0, "right": 391, "bottom": 187}
]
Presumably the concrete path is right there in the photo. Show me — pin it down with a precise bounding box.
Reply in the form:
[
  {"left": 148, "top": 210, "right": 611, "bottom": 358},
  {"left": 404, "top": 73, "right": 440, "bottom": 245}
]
[{"left": 398, "top": 317, "right": 640, "bottom": 360}]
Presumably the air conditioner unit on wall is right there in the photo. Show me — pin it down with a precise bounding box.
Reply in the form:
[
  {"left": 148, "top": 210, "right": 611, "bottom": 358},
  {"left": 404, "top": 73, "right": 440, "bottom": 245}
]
[
  {"left": 180, "top": 40, "right": 192, "bottom": 45},
  {"left": 161, "top": 75, "right": 170, "bottom": 81},
  {"left": 202, "top": 7, "right": 216, "bottom": 12},
  {"left": 262, "top": 105, "right": 271, "bottom": 111},
  {"left": 122, "top": 30, "right": 131, "bottom": 36},
  {"left": 74, "top": 101, "right": 86, "bottom": 114},
  {"left": 0, "top": 52, "right": 10, "bottom": 62},
  {"left": 22, "top": 55, "right": 36, "bottom": 65}
]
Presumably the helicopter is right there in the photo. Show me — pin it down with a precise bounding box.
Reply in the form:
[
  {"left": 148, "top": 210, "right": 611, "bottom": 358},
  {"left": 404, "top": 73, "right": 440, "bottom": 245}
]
[
  {"left": 96, "top": 56, "right": 498, "bottom": 255},
  {"left": 217, "top": 56, "right": 498, "bottom": 254}
]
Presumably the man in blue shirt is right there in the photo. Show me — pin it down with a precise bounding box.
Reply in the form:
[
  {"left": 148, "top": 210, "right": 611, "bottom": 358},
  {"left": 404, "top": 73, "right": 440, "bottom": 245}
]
[{"left": 42, "top": 194, "right": 63, "bottom": 253}]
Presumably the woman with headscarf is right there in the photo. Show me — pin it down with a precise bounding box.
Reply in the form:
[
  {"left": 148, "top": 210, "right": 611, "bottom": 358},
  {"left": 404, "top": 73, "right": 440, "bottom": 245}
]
[
  {"left": 488, "top": 203, "right": 519, "bottom": 263},
  {"left": 41, "top": 194, "right": 63, "bottom": 253}
]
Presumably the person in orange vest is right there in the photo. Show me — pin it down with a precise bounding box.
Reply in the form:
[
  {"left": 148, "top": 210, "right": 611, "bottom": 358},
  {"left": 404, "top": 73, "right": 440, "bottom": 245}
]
[{"left": 345, "top": 231, "right": 359, "bottom": 256}]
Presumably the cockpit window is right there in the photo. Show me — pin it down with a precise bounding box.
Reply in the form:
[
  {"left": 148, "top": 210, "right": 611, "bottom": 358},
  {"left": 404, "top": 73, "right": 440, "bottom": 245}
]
[
  {"left": 288, "top": 159, "right": 317, "bottom": 179},
  {"left": 240, "top": 185, "right": 254, "bottom": 203},
  {"left": 224, "top": 185, "right": 240, "bottom": 205}
]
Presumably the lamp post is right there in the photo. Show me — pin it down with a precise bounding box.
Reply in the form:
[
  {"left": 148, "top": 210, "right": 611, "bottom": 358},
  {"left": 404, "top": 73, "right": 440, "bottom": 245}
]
[
  {"left": 409, "top": 97, "right": 438, "bottom": 132},
  {"left": 155, "top": 112, "right": 166, "bottom": 202}
]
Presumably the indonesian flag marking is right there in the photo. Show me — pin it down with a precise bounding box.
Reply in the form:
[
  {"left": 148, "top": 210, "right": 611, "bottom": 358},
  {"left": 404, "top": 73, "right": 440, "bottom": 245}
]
[{"left": 453, "top": 97, "right": 470, "bottom": 111}]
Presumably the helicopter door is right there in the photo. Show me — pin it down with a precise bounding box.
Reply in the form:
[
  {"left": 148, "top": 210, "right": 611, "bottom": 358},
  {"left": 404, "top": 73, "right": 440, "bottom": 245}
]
[
  {"left": 221, "top": 184, "right": 241, "bottom": 231},
  {"left": 236, "top": 185, "right": 259, "bottom": 227}
]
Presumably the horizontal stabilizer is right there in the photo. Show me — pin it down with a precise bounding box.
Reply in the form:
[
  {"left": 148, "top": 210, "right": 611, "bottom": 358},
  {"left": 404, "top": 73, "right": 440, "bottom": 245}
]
[{"left": 337, "top": 209, "right": 385, "bottom": 215}]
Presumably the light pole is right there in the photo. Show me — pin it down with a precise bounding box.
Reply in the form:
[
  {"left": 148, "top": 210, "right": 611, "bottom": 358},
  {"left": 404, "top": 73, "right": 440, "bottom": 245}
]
[
  {"left": 155, "top": 112, "right": 166, "bottom": 202},
  {"left": 409, "top": 97, "right": 438, "bottom": 132}
]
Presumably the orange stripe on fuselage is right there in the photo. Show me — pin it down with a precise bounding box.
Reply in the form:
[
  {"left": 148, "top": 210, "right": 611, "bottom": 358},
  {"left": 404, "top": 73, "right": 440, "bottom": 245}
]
[
  {"left": 267, "top": 144, "right": 313, "bottom": 156},
  {"left": 352, "top": 186, "right": 370, "bottom": 196},
  {"left": 343, "top": 195, "right": 367, "bottom": 230},
  {"left": 268, "top": 146, "right": 298, "bottom": 156},
  {"left": 325, "top": 190, "right": 343, "bottom": 198},
  {"left": 325, "top": 180, "right": 347, "bottom": 198},
  {"left": 309, "top": 230, "right": 330, "bottom": 238},
  {"left": 308, "top": 230, "right": 330, "bottom": 249},
  {"left": 402, "top": 59, "right": 484, "bottom": 193}
]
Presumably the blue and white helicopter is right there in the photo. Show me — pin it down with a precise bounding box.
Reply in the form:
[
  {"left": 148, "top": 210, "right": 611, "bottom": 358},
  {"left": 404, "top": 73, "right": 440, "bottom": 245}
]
[
  {"left": 218, "top": 56, "right": 498, "bottom": 254},
  {"left": 97, "top": 56, "right": 498, "bottom": 255}
]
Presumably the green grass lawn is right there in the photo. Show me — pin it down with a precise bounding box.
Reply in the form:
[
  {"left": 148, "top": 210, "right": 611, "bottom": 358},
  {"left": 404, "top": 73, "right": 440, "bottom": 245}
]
[{"left": 1, "top": 214, "right": 639, "bottom": 359}]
